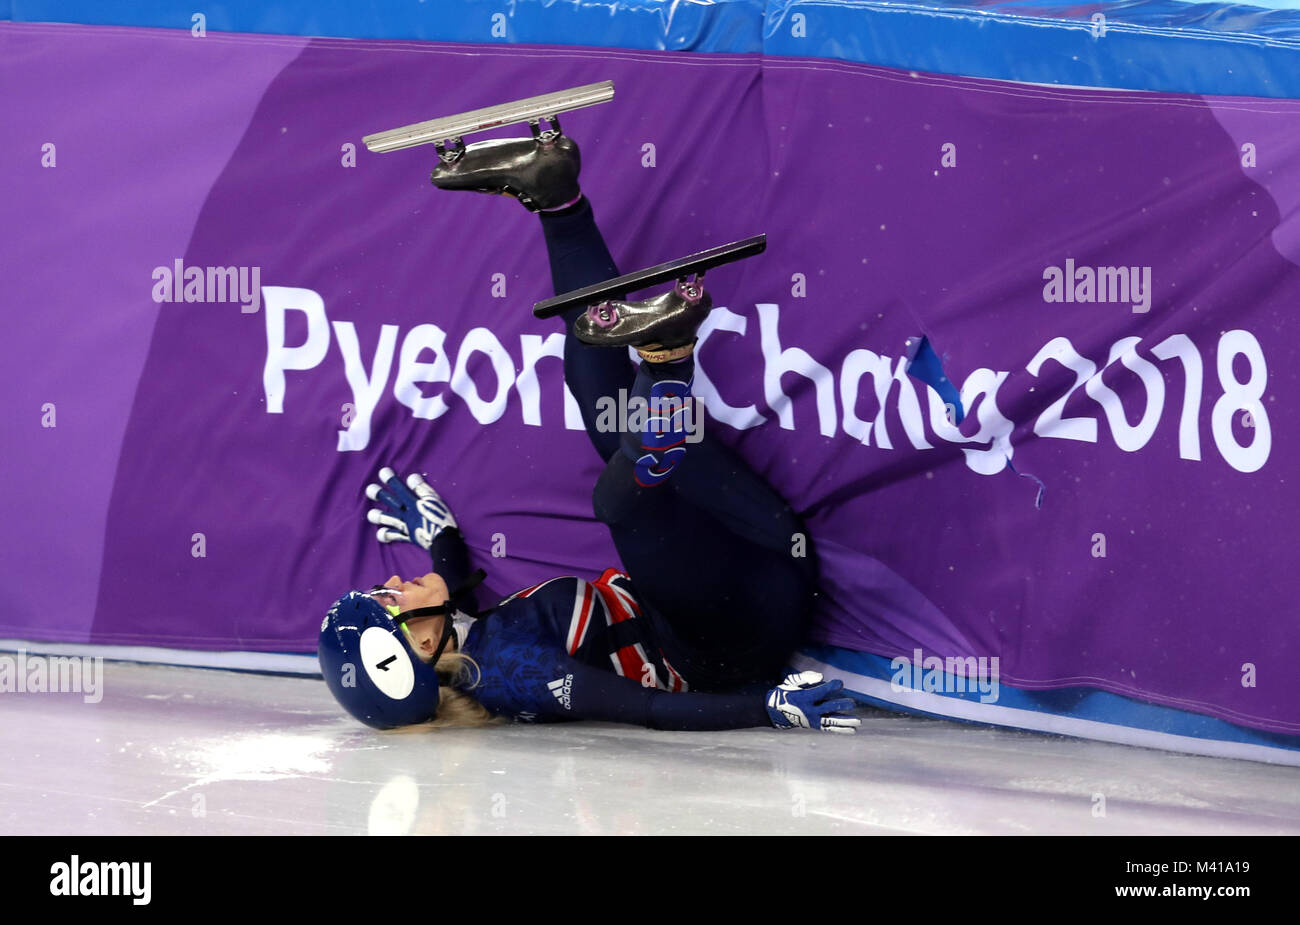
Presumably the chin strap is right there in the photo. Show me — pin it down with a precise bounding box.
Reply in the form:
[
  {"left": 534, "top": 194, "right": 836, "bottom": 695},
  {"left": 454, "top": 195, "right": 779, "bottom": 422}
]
[
  {"left": 399, "top": 568, "right": 490, "bottom": 665},
  {"left": 398, "top": 568, "right": 489, "bottom": 621}
]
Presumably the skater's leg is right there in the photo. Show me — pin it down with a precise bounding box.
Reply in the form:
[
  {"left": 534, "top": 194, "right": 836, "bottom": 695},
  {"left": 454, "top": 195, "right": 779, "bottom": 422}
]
[
  {"left": 667, "top": 433, "right": 813, "bottom": 566},
  {"left": 573, "top": 246, "right": 818, "bottom": 677},
  {"left": 593, "top": 452, "right": 813, "bottom": 683},
  {"left": 537, "top": 211, "right": 814, "bottom": 668},
  {"left": 593, "top": 343, "right": 815, "bottom": 572},
  {"left": 538, "top": 197, "right": 618, "bottom": 297},
  {"left": 538, "top": 200, "right": 634, "bottom": 461},
  {"left": 590, "top": 353, "right": 818, "bottom": 682}
]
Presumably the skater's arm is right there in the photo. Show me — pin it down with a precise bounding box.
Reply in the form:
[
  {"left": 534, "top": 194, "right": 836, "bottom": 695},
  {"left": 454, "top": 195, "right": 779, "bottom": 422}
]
[
  {"left": 565, "top": 665, "right": 859, "bottom": 733},
  {"left": 427, "top": 527, "right": 474, "bottom": 604},
  {"left": 466, "top": 623, "right": 857, "bottom": 732},
  {"left": 467, "top": 628, "right": 771, "bottom": 730},
  {"left": 562, "top": 661, "right": 773, "bottom": 731}
]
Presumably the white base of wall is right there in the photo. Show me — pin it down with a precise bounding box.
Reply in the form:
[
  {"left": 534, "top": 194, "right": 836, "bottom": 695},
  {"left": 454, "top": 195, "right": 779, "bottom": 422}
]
[
  {"left": 795, "top": 653, "right": 1300, "bottom": 768},
  {"left": 0, "top": 639, "right": 319, "bottom": 676}
]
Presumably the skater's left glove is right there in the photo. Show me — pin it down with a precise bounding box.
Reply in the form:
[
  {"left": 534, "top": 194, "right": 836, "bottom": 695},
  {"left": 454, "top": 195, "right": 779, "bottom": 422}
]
[
  {"left": 364, "top": 466, "right": 458, "bottom": 550},
  {"left": 765, "top": 671, "right": 860, "bottom": 734}
]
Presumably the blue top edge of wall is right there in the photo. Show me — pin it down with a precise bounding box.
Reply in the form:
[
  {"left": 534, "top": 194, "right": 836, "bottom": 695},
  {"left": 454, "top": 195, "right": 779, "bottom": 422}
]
[
  {"left": 1, "top": 0, "right": 767, "bottom": 51},
  {"left": 766, "top": 1, "right": 1300, "bottom": 98},
  {"left": 4, "top": 0, "right": 1299, "bottom": 97}
]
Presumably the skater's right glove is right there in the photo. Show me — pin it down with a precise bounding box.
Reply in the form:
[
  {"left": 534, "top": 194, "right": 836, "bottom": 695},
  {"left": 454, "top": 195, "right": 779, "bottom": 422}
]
[
  {"left": 364, "top": 467, "right": 458, "bottom": 551},
  {"left": 765, "top": 671, "right": 860, "bottom": 734}
]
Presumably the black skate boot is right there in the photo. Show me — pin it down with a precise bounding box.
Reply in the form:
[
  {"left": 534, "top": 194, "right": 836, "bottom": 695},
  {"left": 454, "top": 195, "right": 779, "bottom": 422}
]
[
  {"left": 533, "top": 235, "right": 765, "bottom": 335},
  {"left": 573, "top": 279, "right": 712, "bottom": 350},
  {"left": 431, "top": 133, "right": 581, "bottom": 212}
]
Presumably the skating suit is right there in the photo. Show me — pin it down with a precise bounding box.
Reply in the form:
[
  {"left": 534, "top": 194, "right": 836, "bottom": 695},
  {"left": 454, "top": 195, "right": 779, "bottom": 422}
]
[{"left": 458, "top": 569, "right": 770, "bottom": 731}]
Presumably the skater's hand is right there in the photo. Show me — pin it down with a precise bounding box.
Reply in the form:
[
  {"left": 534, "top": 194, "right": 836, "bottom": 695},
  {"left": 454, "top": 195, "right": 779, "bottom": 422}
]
[
  {"left": 364, "top": 467, "right": 458, "bottom": 551},
  {"left": 765, "top": 671, "right": 860, "bottom": 734}
]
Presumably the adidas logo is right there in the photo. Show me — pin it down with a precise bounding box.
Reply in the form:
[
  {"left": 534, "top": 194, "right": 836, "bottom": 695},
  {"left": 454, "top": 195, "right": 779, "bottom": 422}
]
[{"left": 547, "top": 674, "right": 574, "bottom": 710}]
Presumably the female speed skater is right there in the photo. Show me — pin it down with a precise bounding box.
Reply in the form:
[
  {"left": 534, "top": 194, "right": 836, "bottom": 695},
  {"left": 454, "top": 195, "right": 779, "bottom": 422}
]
[{"left": 318, "top": 114, "right": 859, "bottom": 736}]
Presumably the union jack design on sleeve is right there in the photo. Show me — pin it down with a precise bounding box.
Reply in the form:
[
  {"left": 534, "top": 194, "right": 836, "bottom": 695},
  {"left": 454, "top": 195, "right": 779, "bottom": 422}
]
[
  {"left": 485, "top": 570, "right": 690, "bottom": 694},
  {"left": 588, "top": 569, "right": 687, "bottom": 693},
  {"left": 564, "top": 580, "right": 597, "bottom": 655},
  {"left": 498, "top": 576, "right": 569, "bottom": 606}
]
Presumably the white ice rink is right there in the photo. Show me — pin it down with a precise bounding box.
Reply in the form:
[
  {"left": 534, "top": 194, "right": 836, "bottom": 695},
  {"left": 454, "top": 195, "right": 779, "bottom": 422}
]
[{"left": 3, "top": 661, "right": 1298, "bottom": 836}]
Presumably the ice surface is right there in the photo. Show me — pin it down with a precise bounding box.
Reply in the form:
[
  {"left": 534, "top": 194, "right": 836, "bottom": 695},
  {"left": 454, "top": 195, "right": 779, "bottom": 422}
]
[{"left": 3, "top": 662, "right": 1297, "bottom": 835}]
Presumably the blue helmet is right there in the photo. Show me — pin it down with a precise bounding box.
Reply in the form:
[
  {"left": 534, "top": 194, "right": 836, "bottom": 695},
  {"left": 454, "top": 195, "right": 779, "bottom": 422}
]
[{"left": 318, "top": 590, "right": 443, "bottom": 729}]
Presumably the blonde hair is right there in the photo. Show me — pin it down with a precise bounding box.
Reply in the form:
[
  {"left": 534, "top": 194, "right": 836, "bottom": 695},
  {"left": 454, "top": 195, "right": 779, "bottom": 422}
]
[{"left": 388, "top": 650, "right": 500, "bottom": 731}]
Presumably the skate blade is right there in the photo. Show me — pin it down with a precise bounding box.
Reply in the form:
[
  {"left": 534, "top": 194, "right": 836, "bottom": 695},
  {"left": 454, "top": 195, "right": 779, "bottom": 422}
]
[
  {"left": 364, "top": 80, "right": 615, "bottom": 154},
  {"left": 533, "top": 235, "right": 767, "bottom": 319}
]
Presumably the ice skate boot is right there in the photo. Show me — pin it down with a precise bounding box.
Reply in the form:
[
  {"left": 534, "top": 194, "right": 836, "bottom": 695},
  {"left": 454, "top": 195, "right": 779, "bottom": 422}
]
[
  {"left": 430, "top": 134, "right": 581, "bottom": 212},
  {"left": 533, "top": 235, "right": 768, "bottom": 349},
  {"left": 575, "top": 280, "right": 711, "bottom": 350},
  {"left": 535, "top": 236, "right": 768, "bottom": 487},
  {"left": 363, "top": 81, "right": 613, "bottom": 212}
]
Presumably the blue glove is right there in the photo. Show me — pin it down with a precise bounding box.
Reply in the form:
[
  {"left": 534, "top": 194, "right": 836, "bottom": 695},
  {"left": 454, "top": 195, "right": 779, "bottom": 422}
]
[
  {"left": 765, "top": 671, "right": 860, "bottom": 734},
  {"left": 364, "top": 467, "right": 458, "bottom": 551}
]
